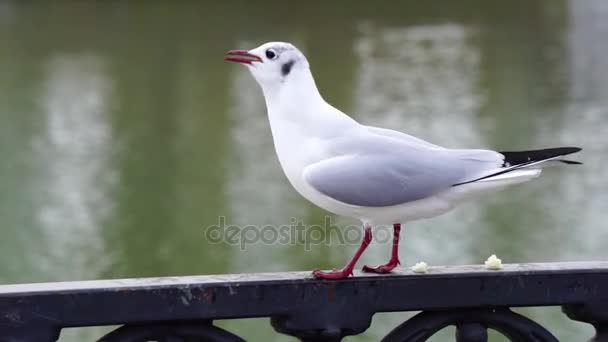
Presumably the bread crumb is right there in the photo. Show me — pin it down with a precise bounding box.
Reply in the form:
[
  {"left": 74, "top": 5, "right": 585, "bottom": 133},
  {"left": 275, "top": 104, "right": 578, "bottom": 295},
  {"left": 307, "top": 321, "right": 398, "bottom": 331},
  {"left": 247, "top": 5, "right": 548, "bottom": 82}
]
[
  {"left": 485, "top": 254, "right": 503, "bottom": 270},
  {"left": 411, "top": 261, "right": 428, "bottom": 273}
]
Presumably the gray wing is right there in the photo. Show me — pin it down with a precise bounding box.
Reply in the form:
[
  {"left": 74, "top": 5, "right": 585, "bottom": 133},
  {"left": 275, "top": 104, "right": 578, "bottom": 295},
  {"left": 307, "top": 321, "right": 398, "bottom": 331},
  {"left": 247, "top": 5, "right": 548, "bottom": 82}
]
[
  {"left": 364, "top": 126, "right": 444, "bottom": 150},
  {"left": 304, "top": 133, "right": 503, "bottom": 207}
]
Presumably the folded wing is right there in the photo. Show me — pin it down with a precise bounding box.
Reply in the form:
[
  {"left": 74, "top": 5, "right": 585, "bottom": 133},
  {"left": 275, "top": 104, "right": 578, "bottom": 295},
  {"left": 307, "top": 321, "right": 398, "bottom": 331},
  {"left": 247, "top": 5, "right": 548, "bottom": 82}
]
[
  {"left": 304, "top": 126, "right": 582, "bottom": 207},
  {"left": 303, "top": 148, "right": 502, "bottom": 207}
]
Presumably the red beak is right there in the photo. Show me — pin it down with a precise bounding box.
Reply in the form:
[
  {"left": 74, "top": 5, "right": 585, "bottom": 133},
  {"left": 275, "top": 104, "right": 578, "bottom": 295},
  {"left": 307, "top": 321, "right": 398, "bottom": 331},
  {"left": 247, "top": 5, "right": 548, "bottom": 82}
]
[{"left": 224, "top": 50, "right": 263, "bottom": 65}]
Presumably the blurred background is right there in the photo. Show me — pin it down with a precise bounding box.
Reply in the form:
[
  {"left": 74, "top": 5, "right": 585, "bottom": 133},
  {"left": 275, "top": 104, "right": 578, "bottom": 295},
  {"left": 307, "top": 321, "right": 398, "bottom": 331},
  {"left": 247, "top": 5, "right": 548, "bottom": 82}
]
[{"left": 0, "top": 1, "right": 606, "bottom": 341}]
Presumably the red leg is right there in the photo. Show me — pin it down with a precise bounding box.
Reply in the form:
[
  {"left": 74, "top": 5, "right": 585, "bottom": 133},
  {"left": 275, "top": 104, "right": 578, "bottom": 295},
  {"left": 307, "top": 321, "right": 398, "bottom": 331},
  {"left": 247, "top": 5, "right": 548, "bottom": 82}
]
[
  {"left": 312, "top": 224, "right": 372, "bottom": 280},
  {"left": 362, "top": 223, "right": 402, "bottom": 274}
]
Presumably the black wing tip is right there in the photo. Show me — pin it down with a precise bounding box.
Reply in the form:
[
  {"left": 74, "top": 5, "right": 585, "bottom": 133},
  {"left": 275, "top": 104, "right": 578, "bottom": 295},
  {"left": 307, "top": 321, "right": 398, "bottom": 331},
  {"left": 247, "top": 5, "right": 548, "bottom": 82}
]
[
  {"left": 558, "top": 146, "right": 582, "bottom": 154},
  {"left": 500, "top": 146, "right": 582, "bottom": 155},
  {"left": 499, "top": 146, "right": 583, "bottom": 166},
  {"left": 560, "top": 159, "right": 583, "bottom": 165}
]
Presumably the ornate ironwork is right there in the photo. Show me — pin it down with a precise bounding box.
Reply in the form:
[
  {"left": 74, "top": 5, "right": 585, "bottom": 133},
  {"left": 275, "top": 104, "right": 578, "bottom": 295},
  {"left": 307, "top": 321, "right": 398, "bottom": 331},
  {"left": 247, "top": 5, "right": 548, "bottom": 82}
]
[
  {"left": 98, "top": 321, "right": 245, "bottom": 342},
  {"left": 0, "top": 262, "right": 607, "bottom": 341},
  {"left": 563, "top": 303, "right": 608, "bottom": 342},
  {"left": 381, "top": 308, "right": 558, "bottom": 342}
]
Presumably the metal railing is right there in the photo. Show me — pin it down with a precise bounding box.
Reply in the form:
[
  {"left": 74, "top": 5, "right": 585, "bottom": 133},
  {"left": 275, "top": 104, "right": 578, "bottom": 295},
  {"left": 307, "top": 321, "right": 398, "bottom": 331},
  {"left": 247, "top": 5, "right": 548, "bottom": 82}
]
[{"left": 1, "top": 261, "right": 607, "bottom": 341}]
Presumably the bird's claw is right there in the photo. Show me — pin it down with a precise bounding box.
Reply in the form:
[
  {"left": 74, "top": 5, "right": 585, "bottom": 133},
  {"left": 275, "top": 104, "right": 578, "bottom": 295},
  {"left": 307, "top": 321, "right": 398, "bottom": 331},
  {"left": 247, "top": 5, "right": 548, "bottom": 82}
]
[
  {"left": 311, "top": 268, "right": 354, "bottom": 280},
  {"left": 362, "top": 260, "right": 400, "bottom": 274}
]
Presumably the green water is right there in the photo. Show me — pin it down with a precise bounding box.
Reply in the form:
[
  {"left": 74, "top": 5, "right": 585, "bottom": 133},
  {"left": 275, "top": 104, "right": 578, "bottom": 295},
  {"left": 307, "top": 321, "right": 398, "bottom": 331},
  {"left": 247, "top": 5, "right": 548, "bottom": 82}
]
[{"left": 0, "top": 1, "right": 606, "bottom": 341}]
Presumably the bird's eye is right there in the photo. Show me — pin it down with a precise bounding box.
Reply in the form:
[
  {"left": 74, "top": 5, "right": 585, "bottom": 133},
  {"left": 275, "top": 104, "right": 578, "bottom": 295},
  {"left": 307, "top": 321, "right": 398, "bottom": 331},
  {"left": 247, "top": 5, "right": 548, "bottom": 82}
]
[{"left": 265, "top": 49, "right": 277, "bottom": 60}]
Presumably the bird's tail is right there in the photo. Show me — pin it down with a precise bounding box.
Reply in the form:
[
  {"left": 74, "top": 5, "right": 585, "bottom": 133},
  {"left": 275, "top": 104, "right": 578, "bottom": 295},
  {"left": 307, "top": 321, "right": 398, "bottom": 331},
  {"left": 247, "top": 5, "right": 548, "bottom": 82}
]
[{"left": 454, "top": 147, "right": 582, "bottom": 186}]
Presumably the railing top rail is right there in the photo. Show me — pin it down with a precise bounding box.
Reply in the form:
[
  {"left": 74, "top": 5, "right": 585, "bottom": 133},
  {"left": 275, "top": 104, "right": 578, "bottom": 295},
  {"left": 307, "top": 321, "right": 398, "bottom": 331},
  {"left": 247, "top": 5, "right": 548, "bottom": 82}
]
[
  {"left": 1, "top": 261, "right": 607, "bottom": 295},
  {"left": 1, "top": 261, "right": 607, "bottom": 341}
]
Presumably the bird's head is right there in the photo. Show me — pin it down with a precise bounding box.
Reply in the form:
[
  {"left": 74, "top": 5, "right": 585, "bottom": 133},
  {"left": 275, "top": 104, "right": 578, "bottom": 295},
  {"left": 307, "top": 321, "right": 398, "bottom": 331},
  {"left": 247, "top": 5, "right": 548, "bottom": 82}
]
[{"left": 224, "top": 42, "right": 311, "bottom": 95}]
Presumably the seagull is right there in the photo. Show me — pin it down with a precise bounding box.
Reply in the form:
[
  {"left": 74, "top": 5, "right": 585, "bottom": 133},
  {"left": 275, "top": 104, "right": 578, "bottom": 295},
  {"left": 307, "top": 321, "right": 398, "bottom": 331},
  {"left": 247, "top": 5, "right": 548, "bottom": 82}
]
[{"left": 224, "top": 41, "right": 582, "bottom": 280}]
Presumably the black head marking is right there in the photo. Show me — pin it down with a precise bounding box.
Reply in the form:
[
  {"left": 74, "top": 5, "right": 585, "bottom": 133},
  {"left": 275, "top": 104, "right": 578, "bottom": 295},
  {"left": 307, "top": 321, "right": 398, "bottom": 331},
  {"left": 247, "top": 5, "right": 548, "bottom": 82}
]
[{"left": 281, "top": 59, "right": 295, "bottom": 76}]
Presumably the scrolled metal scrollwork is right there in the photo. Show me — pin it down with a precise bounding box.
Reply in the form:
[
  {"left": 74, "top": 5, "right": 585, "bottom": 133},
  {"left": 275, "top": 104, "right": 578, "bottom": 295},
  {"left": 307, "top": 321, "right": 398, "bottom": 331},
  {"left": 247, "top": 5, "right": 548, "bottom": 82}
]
[
  {"left": 97, "top": 320, "right": 245, "bottom": 342},
  {"left": 381, "top": 308, "right": 558, "bottom": 342}
]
